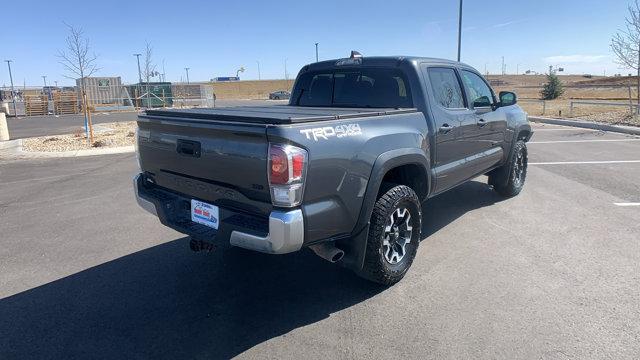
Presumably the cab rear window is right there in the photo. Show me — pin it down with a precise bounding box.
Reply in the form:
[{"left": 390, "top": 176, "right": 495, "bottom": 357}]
[{"left": 292, "top": 68, "right": 413, "bottom": 108}]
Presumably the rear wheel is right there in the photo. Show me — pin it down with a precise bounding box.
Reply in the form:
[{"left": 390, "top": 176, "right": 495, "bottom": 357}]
[
  {"left": 357, "top": 185, "right": 421, "bottom": 285},
  {"left": 489, "top": 140, "right": 528, "bottom": 197}
]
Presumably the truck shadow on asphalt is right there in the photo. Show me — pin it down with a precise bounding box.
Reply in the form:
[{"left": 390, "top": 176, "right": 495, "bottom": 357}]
[
  {"left": 420, "top": 178, "right": 505, "bottom": 238},
  {"left": 0, "top": 180, "right": 502, "bottom": 359}
]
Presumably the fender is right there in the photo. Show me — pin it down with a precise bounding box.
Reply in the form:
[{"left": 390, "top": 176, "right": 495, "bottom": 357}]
[
  {"left": 492, "top": 123, "right": 533, "bottom": 188},
  {"left": 341, "top": 148, "right": 431, "bottom": 271}
]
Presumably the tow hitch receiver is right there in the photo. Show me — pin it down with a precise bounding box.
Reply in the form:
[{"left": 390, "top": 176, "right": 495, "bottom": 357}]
[{"left": 189, "top": 238, "right": 216, "bottom": 253}]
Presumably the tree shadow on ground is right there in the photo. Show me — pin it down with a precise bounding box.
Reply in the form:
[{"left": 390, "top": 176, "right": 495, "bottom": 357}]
[{"left": 0, "top": 180, "right": 503, "bottom": 359}]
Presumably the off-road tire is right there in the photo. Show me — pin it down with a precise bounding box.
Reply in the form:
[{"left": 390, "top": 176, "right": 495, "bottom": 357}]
[
  {"left": 358, "top": 185, "right": 422, "bottom": 285},
  {"left": 489, "top": 140, "right": 528, "bottom": 197}
]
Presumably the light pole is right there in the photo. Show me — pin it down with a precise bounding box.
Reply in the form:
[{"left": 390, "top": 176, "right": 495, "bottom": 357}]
[
  {"left": 256, "top": 61, "right": 261, "bottom": 80},
  {"left": 184, "top": 67, "right": 190, "bottom": 84},
  {"left": 133, "top": 54, "right": 142, "bottom": 106},
  {"left": 457, "top": 0, "right": 463, "bottom": 62},
  {"left": 315, "top": 42, "right": 319, "bottom": 62},
  {"left": 4, "top": 60, "right": 17, "bottom": 116},
  {"left": 133, "top": 54, "right": 142, "bottom": 83},
  {"left": 284, "top": 59, "right": 288, "bottom": 81},
  {"left": 161, "top": 59, "right": 166, "bottom": 82},
  {"left": 42, "top": 75, "right": 48, "bottom": 101}
]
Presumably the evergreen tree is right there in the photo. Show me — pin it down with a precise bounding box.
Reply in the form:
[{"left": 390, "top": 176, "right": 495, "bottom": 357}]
[{"left": 541, "top": 72, "right": 564, "bottom": 100}]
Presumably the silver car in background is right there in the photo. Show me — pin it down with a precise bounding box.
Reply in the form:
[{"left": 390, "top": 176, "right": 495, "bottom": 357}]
[{"left": 269, "top": 90, "right": 291, "bottom": 100}]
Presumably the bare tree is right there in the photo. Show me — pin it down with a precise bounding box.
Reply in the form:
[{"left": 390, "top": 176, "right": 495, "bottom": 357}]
[
  {"left": 611, "top": 0, "right": 640, "bottom": 113},
  {"left": 142, "top": 41, "right": 157, "bottom": 83},
  {"left": 58, "top": 23, "right": 99, "bottom": 142},
  {"left": 141, "top": 41, "right": 158, "bottom": 107}
]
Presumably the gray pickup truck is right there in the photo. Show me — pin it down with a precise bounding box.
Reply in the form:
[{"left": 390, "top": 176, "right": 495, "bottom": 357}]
[{"left": 134, "top": 52, "right": 531, "bottom": 285}]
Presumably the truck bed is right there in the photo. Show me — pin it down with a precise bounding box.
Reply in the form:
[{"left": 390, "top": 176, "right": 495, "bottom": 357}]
[{"left": 142, "top": 105, "right": 417, "bottom": 124}]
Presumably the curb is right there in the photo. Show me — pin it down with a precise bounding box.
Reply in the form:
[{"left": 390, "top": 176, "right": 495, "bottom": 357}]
[
  {"left": 528, "top": 116, "right": 640, "bottom": 136},
  {"left": 1, "top": 139, "right": 134, "bottom": 160},
  {"left": 0, "top": 139, "right": 21, "bottom": 150},
  {"left": 23, "top": 146, "right": 135, "bottom": 158}
]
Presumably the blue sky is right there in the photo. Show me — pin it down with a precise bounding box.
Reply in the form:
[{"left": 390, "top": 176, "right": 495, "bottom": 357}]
[{"left": 0, "top": 0, "right": 632, "bottom": 86}]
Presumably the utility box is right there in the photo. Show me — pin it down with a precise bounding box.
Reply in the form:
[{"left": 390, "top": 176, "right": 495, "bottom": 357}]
[
  {"left": 76, "top": 77, "right": 123, "bottom": 105},
  {"left": 130, "top": 82, "right": 173, "bottom": 108}
]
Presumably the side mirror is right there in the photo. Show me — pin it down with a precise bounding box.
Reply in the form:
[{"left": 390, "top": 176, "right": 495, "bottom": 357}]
[{"left": 499, "top": 91, "right": 517, "bottom": 107}]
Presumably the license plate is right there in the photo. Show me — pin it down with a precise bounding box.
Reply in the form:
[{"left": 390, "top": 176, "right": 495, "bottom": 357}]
[{"left": 191, "top": 199, "right": 219, "bottom": 229}]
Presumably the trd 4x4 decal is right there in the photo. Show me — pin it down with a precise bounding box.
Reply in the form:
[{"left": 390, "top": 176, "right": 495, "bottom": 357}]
[{"left": 300, "top": 124, "right": 362, "bottom": 141}]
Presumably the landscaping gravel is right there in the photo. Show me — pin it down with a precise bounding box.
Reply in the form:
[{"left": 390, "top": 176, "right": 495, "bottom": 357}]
[{"left": 22, "top": 122, "right": 136, "bottom": 152}]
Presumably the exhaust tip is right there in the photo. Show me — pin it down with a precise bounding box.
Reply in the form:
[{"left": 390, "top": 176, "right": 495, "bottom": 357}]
[
  {"left": 331, "top": 250, "right": 345, "bottom": 263},
  {"left": 310, "top": 243, "right": 344, "bottom": 263}
]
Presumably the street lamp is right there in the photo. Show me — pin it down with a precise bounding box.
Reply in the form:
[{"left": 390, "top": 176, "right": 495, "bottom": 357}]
[
  {"left": 133, "top": 54, "right": 142, "bottom": 106},
  {"left": 42, "top": 75, "right": 48, "bottom": 100},
  {"left": 133, "top": 54, "right": 142, "bottom": 84},
  {"left": 4, "top": 60, "right": 17, "bottom": 116},
  {"left": 457, "top": 0, "right": 463, "bottom": 62},
  {"left": 315, "top": 42, "right": 319, "bottom": 62},
  {"left": 284, "top": 59, "right": 288, "bottom": 81},
  {"left": 256, "top": 61, "right": 261, "bottom": 80}
]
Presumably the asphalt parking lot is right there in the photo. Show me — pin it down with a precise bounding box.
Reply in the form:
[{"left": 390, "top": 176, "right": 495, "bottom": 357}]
[{"left": 1, "top": 122, "right": 639, "bottom": 359}]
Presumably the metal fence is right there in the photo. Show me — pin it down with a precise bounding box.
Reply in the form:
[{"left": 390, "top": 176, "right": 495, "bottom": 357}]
[
  {"left": 1, "top": 83, "right": 216, "bottom": 117},
  {"left": 569, "top": 100, "right": 638, "bottom": 117},
  {"left": 519, "top": 99, "right": 547, "bottom": 115}
]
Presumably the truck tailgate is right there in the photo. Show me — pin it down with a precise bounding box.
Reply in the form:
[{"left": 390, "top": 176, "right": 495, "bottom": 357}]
[{"left": 137, "top": 116, "right": 272, "bottom": 216}]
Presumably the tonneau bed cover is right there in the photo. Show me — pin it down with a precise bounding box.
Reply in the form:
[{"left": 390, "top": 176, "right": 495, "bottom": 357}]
[{"left": 142, "top": 105, "right": 418, "bottom": 124}]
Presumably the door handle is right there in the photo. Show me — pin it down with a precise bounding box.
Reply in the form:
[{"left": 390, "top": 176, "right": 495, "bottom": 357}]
[
  {"left": 439, "top": 123, "right": 453, "bottom": 134},
  {"left": 477, "top": 118, "right": 487, "bottom": 127},
  {"left": 176, "top": 139, "right": 201, "bottom": 157}
]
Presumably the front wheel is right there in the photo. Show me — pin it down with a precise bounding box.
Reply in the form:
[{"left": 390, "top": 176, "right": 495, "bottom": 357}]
[
  {"left": 357, "top": 185, "right": 422, "bottom": 285},
  {"left": 489, "top": 140, "right": 528, "bottom": 197}
]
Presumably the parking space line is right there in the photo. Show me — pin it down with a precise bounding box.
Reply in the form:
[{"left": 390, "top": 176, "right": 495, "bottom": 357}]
[
  {"left": 532, "top": 128, "right": 599, "bottom": 132},
  {"left": 529, "top": 139, "right": 640, "bottom": 144},
  {"left": 530, "top": 160, "right": 640, "bottom": 165},
  {"left": 614, "top": 203, "right": 640, "bottom": 207}
]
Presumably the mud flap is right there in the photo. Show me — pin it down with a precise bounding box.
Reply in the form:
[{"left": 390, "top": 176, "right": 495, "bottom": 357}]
[{"left": 339, "top": 224, "right": 370, "bottom": 271}]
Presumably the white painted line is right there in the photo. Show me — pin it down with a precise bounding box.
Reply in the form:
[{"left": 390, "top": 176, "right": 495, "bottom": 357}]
[
  {"left": 530, "top": 160, "right": 640, "bottom": 165},
  {"left": 532, "top": 128, "right": 599, "bottom": 132},
  {"left": 530, "top": 139, "right": 640, "bottom": 144},
  {"left": 614, "top": 203, "right": 640, "bottom": 207}
]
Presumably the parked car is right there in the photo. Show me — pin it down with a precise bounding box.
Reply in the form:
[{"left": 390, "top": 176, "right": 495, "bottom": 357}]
[
  {"left": 269, "top": 90, "right": 290, "bottom": 100},
  {"left": 134, "top": 52, "right": 531, "bottom": 285}
]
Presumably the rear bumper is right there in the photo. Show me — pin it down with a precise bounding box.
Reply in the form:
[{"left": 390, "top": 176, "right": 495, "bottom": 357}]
[
  {"left": 133, "top": 174, "right": 304, "bottom": 254},
  {"left": 229, "top": 209, "right": 303, "bottom": 254}
]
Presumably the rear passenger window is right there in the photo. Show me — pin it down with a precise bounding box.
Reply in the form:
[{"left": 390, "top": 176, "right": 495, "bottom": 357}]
[
  {"left": 293, "top": 68, "right": 413, "bottom": 108},
  {"left": 298, "top": 73, "right": 333, "bottom": 106},
  {"left": 427, "top": 68, "right": 465, "bottom": 109}
]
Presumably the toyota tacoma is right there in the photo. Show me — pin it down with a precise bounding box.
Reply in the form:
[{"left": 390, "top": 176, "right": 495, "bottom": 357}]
[{"left": 133, "top": 52, "right": 531, "bottom": 285}]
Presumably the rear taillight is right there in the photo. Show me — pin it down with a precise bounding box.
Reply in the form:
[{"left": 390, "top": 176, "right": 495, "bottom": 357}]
[{"left": 268, "top": 144, "right": 308, "bottom": 207}]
